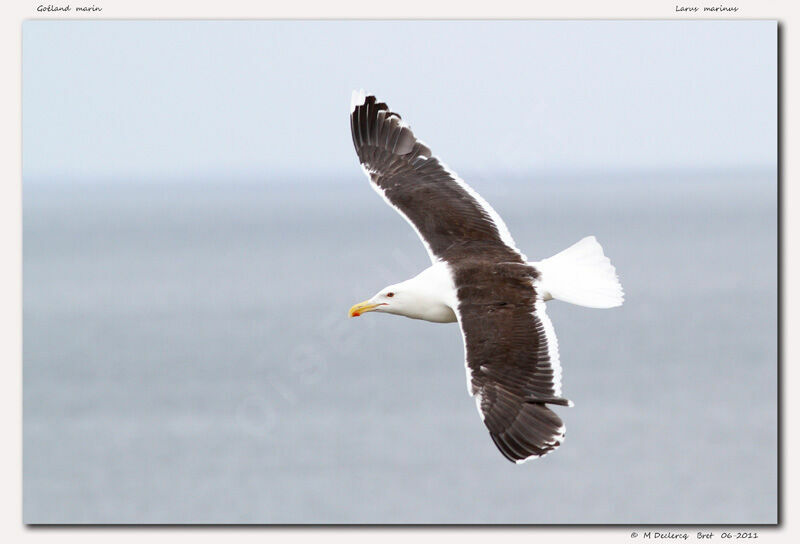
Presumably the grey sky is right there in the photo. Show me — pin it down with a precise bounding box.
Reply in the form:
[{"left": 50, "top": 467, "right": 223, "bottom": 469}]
[{"left": 23, "top": 20, "right": 776, "bottom": 183}]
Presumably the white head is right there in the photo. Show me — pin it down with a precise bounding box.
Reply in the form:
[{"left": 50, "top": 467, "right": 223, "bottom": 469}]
[
  {"left": 348, "top": 282, "right": 412, "bottom": 318},
  {"left": 348, "top": 274, "right": 457, "bottom": 323}
]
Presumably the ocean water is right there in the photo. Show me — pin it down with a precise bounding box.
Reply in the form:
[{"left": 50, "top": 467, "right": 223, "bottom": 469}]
[{"left": 23, "top": 170, "right": 777, "bottom": 524}]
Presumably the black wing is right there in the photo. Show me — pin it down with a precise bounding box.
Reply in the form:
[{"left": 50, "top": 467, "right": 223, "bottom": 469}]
[
  {"left": 350, "top": 92, "right": 522, "bottom": 264},
  {"left": 453, "top": 260, "right": 571, "bottom": 463},
  {"left": 351, "top": 92, "right": 569, "bottom": 463}
]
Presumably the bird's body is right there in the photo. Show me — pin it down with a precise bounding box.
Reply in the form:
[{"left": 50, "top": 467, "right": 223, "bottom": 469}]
[{"left": 347, "top": 91, "right": 624, "bottom": 463}]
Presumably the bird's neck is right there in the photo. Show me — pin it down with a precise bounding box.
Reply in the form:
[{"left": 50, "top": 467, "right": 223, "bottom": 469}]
[{"left": 390, "top": 263, "right": 458, "bottom": 323}]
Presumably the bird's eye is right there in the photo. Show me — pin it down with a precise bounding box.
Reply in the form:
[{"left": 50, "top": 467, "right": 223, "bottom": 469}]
[{"left": 386, "top": 292, "right": 394, "bottom": 298}]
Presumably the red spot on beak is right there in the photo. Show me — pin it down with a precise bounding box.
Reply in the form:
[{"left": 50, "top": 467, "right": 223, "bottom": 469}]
[{"left": 352, "top": 312, "right": 360, "bottom": 317}]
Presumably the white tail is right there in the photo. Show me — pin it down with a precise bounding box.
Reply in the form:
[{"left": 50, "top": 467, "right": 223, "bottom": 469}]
[{"left": 532, "top": 236, "right": 624, "bottom": 309}]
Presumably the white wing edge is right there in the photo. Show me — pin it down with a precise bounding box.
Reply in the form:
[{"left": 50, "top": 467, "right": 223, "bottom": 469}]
[
  {"left": 532, "top": 295, "right": 569, "bottom": 402},
  {"left": 350, "top": 89, "right": 366, "bottom": 113}
]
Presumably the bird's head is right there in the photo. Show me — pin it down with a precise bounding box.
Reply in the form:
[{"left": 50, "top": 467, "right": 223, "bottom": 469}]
[
  {"left": 348, "top": 285, "right": 404, "bottom": 318},
  {"left": 348, "top": 273, "right": 455, "bottom": 323}
]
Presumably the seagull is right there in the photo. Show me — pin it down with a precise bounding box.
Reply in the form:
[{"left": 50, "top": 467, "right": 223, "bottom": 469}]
[{"left": 347, "top": 91, "right": 624, "bottom": 463}]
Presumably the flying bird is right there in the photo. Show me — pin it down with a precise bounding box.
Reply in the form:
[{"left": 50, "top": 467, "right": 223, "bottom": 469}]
[{"left": 347, "top": 91, "right": 624, "bottom": 463}]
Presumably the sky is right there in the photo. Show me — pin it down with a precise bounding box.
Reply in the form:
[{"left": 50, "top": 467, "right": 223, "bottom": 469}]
[{"left": 22, "top": 20, "right": 776, "bottom": 183}]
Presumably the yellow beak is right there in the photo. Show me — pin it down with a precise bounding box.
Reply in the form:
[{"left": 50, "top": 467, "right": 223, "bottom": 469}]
[{"left": 349, "top": 300, "right": 384, "bottom": 318}]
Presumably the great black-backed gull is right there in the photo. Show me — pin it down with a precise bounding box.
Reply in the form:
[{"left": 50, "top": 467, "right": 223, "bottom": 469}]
[{"left": 347, "top": 91, "right": 624, "bottom": 463}]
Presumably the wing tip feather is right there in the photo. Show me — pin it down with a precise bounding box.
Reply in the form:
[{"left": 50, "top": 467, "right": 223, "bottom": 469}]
[{"left": 350, "top": 88, "right": 366, "bottom": 113}]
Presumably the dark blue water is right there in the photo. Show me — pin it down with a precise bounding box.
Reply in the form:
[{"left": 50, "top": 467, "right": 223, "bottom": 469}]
[{"left": 23, "top": 170, "right": 777, "bottom": 523}]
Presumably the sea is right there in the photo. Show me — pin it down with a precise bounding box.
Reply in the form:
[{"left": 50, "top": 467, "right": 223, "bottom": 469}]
[{"left": 23, "top": 168, "right": 778, "bottom": 523}]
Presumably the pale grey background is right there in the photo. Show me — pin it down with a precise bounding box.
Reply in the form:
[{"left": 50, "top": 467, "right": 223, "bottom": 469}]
[{"left": 23, "top": 20, "right": 777, "bottom": 523}]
